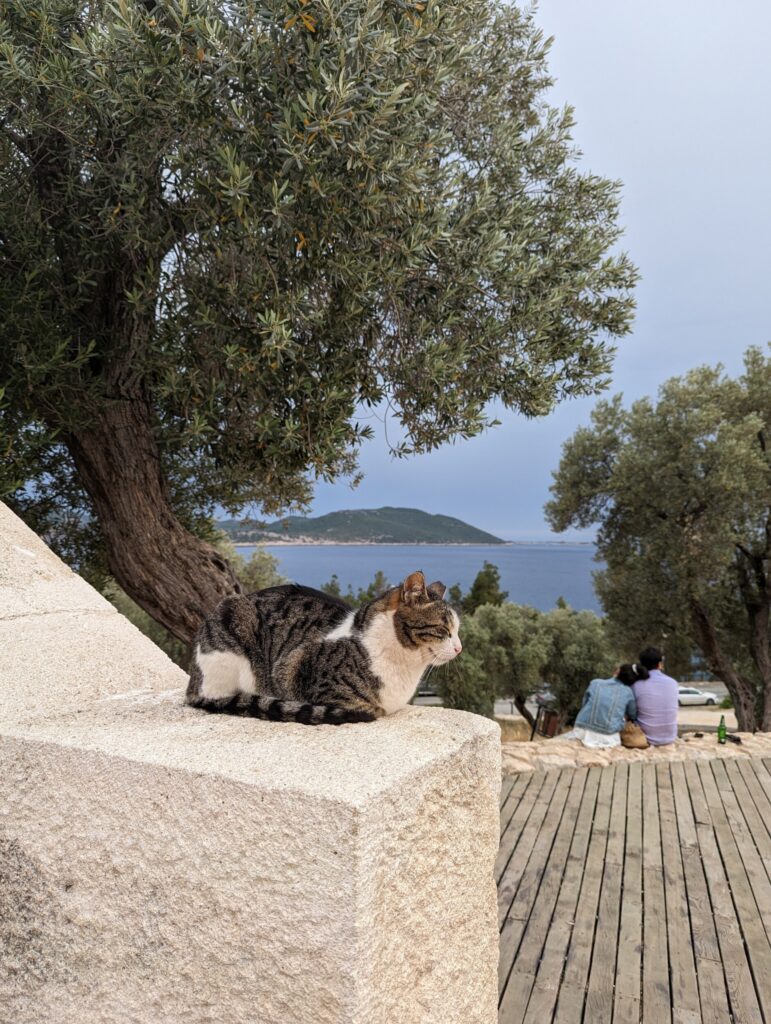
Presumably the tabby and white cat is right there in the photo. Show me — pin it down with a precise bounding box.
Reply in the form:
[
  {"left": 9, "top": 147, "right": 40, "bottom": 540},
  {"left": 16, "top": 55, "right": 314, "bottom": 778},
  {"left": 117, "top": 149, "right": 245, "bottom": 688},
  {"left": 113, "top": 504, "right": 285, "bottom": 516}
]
[{"left": 186, "top": 570, "right": 462, "bottom": 724}]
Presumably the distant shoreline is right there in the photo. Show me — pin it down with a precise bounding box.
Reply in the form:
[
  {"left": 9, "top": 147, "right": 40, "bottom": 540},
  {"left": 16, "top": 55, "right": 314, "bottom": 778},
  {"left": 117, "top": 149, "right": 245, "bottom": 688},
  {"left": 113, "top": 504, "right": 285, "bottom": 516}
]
[{"left": 232, "top": 540, "right": 593, "bottom": 548}]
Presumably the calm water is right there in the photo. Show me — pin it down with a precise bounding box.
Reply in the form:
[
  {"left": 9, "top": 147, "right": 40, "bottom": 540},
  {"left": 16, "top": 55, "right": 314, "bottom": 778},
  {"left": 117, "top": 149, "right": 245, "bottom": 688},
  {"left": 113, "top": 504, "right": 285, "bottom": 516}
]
[{"left": 236, "top": 543, "right": 602, "bottom": 613}]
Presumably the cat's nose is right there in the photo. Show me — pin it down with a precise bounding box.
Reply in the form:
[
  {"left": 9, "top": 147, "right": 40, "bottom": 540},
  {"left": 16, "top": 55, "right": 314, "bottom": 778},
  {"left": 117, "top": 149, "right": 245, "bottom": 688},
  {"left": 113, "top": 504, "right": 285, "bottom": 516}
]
[{"left": 453, "top": 642, "right": 462, "bottom": 655}]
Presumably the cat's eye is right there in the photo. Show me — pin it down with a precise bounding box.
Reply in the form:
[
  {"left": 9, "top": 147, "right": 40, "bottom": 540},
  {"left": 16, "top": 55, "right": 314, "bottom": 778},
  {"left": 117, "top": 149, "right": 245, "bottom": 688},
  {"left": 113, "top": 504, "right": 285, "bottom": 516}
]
[{"left": 415, "top": 627, "right": 450, "bottom": 640}]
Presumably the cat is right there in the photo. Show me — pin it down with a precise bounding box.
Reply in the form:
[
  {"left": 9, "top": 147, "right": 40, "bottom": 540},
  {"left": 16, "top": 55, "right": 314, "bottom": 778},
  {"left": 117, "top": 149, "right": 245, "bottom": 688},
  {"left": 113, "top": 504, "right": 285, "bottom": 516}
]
[{"left": 185, "top": 570, "right": 462, "bottom": 724}]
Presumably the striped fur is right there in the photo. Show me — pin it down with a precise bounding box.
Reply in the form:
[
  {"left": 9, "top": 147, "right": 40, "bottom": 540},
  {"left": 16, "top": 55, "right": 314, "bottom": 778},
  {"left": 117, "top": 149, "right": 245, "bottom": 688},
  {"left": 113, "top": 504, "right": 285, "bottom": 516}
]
[{"left": 186, "top": 573, "right": 462, "bottom": 725}]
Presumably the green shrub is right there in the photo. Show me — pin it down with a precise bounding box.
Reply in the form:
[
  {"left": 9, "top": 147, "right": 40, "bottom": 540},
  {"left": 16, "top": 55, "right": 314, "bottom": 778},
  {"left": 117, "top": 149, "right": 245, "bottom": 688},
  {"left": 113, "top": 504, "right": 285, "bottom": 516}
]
[
  {"left": 720, "top": 695, "right": 734, "bottom": 709},
  {"left": 435, "top": 653, "right": 497, "bottom": 718}
]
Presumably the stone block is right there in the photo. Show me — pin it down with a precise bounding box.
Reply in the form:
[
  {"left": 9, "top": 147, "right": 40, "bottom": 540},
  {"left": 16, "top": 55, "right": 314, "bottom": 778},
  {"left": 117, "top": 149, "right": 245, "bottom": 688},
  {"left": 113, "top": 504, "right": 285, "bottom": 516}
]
[{"left": 0, "top": 503, "right": 501, "bottom": 1023}]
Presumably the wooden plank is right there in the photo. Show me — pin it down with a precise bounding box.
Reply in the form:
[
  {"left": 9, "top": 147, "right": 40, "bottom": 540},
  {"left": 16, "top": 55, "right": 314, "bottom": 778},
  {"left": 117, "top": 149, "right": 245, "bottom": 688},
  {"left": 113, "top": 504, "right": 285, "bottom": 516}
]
[
  {"left": 500, "top": 772, "right": 532, "bottom": 836},
  {"left": 583, "top": 763, "right": 629, "bottom": 1024},
  {"left": 751, "top": 757, "right": 771, "bottom": 811},
  {"left": 501, "top": 774, "right": 517, "bottom": 809},
  {"left": 689, "top": 762, "right": 764, "bottom": 1024},
  {"left": 496, "top": 771, "right": 548, "bottom": 886},
  {"left": 736, "top": 757, "right": 771, "bottom": 823},
  {"left": 674, "top": 760, "right": 731, "bottom": 1023},
  {"left": 670, "top": 761, "right": 698, "bottom": 849},
  {"left": 553, "top": 764, "right": 615, "bottom": 1024},
  {"left": 499, "top": 769, "right": 588, "bottom": 1023},
  {"left": 684, "top": 760, "right": 712, "bottom": 827},
  {"left": 498, "top": 770, "right": 561, "bottom": 922},
  {"left": 712, "top": 759, "right": 771, "bottom": 943},
  {"left": 519, "top": 979, "right": 568, "bottom": 1024},
  {"left": 515, "top": 768, "right": 588, "bottom": 960},
  {"left": 612, "top": 993, "right": 641, "bottom": 1024},
  {"left": 697, "top": 760, "right": 771, "bottom": 1015},
  {"left": 695, "top": 956, "right": 736, "bottom": 1024},
  {"left": 680, "top": 847, "right": 721, "bottom": 963},
  {"left": 553, "top": 983, "right": 587, "bottom": 1024},
  {"left": 510, "top": 770, "right": 587, "bottom": 924},
  {"left": 521, "top": 768, "right": 602, "bottom": 1024},
  {"left": 738, "top": 758, "right": 771, "bottom": 831},
  {"left": 732, "top": 758, "right": 771, "bottom": 875},
  {"left": 657, "top": 762, "right": 700, "bottom": 1024},
  {"left": 680, "top": 763, "right": 723, "bottom": 963},
  {"left": 641, "top": 762, "right": 671, "bottom": 1024},
  {"left": 613, "top": 761, "right": 642, "bottom": 1019},
  {"left": 498, "top": 770, "right": 573, "bottom": 1000},
  {"left": 584, "top": 862, "right": 622, "bottom": 1024}
]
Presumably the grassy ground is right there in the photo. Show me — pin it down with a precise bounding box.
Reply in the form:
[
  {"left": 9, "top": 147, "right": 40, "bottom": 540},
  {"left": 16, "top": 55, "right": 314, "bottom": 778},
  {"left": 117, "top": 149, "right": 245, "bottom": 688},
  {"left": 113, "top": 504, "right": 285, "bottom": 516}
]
[{"left": 495, "top": 717, "right": 533, "bottom": 743}]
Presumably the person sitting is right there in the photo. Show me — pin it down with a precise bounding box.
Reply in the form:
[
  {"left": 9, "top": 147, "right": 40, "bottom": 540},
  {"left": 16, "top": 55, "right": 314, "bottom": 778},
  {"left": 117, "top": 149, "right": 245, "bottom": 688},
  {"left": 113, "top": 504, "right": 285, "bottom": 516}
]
[
  {"left": 568, "top": 664, "right": 648, "bottom": 748},
  {"left": 632, "top": 646, "right": 679, "bottom": 746}
]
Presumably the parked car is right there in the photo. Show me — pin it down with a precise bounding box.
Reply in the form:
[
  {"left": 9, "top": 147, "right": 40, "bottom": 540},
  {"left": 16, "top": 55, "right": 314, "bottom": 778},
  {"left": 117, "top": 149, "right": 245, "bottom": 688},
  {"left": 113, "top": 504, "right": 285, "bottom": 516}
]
[{"left": 677, "top": 686, "right": 717, "bottom": 706}]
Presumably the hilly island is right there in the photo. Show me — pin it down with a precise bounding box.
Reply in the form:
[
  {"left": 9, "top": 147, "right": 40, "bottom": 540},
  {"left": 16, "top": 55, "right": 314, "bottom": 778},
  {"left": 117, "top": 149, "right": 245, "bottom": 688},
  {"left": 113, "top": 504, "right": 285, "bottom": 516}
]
[{"left": 217, "top": 507, "right": 505, "bottom": 545}]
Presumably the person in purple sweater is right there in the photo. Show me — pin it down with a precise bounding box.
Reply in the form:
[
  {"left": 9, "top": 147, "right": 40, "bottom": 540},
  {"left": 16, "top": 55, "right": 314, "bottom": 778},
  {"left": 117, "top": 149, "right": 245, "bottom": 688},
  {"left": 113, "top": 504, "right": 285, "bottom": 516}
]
[{"left": 632, "top": 646, "right": 679, "bottom": 746}]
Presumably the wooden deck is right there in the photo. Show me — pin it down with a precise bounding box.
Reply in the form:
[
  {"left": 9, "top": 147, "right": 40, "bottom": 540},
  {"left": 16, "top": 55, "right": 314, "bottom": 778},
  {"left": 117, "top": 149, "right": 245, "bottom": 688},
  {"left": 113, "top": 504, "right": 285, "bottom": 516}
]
[{"left": 497, "top": 757, "right": 771, "bottom": 1024}]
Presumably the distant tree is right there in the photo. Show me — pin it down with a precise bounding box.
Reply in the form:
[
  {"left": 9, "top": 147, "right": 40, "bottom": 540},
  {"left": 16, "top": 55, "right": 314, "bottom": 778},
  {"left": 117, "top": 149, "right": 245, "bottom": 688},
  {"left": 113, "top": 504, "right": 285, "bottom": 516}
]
[
  {"left": 436, "top": 601, "right": 552, "bottom": 721},
  {"left": 447, "top": 583, "right": 464, "bottom": 609},
  {"left": 320, "top": 575, "right": 345, "bottom": 601},
  {"left": 547, "top": 348, "right": 771, "bottom": 731},
  {"left": 539, "top": 605, "right": 614, "bottom": 725},
  {"left": 1, "top": 0, "right": 636, "bottom": 644},
  {"left": 352, "top": 570, "right": 392, "bottom": 607},
  {"left": 462, "top": 562, "right": 509, "bottom": 614},
  {"left": 434, "top": 649, "right": 497, "bottom": 719},
  {"left": 320, "top": 570, "right": 391, "bottom": 608},
  {"left": 225, "top": 542, "right": 287, "bottom": 595},
  {"left": 464, "top": 603, "right": 549, "bottom": 724}
]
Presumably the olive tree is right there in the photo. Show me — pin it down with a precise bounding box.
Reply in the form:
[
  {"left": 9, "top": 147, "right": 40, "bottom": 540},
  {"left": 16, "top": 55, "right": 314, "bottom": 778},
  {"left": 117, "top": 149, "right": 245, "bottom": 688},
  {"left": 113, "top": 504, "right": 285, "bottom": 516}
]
[
  {"left": 435, "top": 603, "right": 543, "bottom": 719},
  {"left": 1, "top": 0, "right": 636, "bottom": 642},
  {"left": 539, "top": 604, "right": 614, "bottom": 725},
  {"left": 547, "top": 348, "right": 771, "bottom": 731}
]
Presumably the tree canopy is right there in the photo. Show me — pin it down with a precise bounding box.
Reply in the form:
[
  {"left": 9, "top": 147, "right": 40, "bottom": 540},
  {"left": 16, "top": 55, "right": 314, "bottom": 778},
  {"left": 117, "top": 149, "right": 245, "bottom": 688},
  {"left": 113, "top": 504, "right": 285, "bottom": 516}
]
[
  {"left": 458, "top": 560, "right": 508, "bottom": 614},
  {"left": 1, "top": 0, "right": 636, "bottom": 642},
  {"left": 441, "top": 601, "right": 547, "bottom": 720},
  {"left": 320, "top": 569, "right": 391, "bottom": 607},
  {"left": 435, "top": 569, "right": 611, "bottom": 723},
  {"left": 539, "top": 604, "right": 613, "bottom": 724},
  {"left": 546, "top": 347, "right": 771, "bottom": 731}
]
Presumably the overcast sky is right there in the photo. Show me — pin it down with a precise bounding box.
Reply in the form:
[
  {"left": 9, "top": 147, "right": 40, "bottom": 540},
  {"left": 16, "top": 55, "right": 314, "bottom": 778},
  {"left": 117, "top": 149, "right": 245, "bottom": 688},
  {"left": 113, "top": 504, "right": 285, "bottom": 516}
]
[{"left": 309, "top": 0, "right": 771, "bottom": 541}]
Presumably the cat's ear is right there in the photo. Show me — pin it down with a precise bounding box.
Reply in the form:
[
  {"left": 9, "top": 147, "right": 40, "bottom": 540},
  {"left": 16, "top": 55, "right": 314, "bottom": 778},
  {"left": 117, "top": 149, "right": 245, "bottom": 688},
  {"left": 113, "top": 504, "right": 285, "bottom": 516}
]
[
  {"left": 402, "top": 571, "right": 427, "bottom": 605},
  {"left": 426, "top": 580, "right": 447, "bottom": 601}
]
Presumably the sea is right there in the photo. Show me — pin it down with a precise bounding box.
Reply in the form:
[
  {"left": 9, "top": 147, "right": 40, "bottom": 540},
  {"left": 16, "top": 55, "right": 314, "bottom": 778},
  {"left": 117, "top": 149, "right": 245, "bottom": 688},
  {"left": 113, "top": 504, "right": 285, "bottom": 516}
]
[{"left": 234, "top": 542, "right": 602, "bottom": 613}]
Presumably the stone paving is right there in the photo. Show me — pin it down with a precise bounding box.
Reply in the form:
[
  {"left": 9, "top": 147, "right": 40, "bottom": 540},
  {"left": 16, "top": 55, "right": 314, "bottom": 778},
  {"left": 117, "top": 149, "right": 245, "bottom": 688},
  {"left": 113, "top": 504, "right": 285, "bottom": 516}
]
[{"left": 501, "top": 730, "right": 771, "bottom": 775}]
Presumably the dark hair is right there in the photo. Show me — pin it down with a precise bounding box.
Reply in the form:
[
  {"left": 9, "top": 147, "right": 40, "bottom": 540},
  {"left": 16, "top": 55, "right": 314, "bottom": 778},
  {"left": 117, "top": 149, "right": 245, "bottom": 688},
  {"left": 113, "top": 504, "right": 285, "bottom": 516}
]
[
  {"left": 639, "top": 646, "right": 664, "bottom": 671},
  {"left": 616, "top": 662, "right": 650, "bottom": 687}
]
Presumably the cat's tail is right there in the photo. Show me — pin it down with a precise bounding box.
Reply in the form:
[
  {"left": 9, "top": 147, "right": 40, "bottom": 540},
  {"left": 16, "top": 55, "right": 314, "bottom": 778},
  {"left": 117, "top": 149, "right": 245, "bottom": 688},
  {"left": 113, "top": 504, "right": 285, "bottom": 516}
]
[{"left": 189, "top": 692, "right": 379, "bottom": 725}]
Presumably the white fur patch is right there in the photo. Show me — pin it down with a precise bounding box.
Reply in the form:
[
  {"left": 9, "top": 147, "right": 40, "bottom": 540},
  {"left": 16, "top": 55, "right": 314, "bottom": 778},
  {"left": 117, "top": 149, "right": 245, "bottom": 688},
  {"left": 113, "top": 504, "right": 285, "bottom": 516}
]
[
  {"left": 197, "top": 646, "right": 255, "bottom": 699},
  {"left": 361, "top": 610, "right": 428, "bottom": 715},
  {"left": 325, "top": 611, "right": 355, "bottom": 641}
]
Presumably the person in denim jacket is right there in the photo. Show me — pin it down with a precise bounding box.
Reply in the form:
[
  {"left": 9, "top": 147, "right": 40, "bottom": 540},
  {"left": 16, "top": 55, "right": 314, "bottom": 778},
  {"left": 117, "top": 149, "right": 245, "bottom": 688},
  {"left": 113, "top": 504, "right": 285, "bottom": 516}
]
[{"left": 571, "top": 663, "right": 649, "bottom": 748}]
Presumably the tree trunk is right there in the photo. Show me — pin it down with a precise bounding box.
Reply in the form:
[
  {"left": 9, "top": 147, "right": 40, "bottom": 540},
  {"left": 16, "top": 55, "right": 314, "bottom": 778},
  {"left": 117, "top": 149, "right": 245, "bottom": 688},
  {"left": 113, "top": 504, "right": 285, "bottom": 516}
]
[
  {"left": 737, "top": 558, "right": 771, "bottom": 731},
  {"left": 748, "top": 601, "right": 771, "bottom": 731},
  {"left": 66, "top": 397, "right": 242, "bottom": 644},
  {"left": 690, "top": 601, "right": 758, "bottom": 731},
  {"left": 513, "top": 693, "right": 535, "bottom": 727}
]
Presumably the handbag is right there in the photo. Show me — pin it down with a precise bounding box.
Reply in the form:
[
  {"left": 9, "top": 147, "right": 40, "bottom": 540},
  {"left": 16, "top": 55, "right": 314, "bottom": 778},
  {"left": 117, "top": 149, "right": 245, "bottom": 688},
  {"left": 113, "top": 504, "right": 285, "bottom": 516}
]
[{"left": 620, "top": 721, "right": 649, "bottom": 749}]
